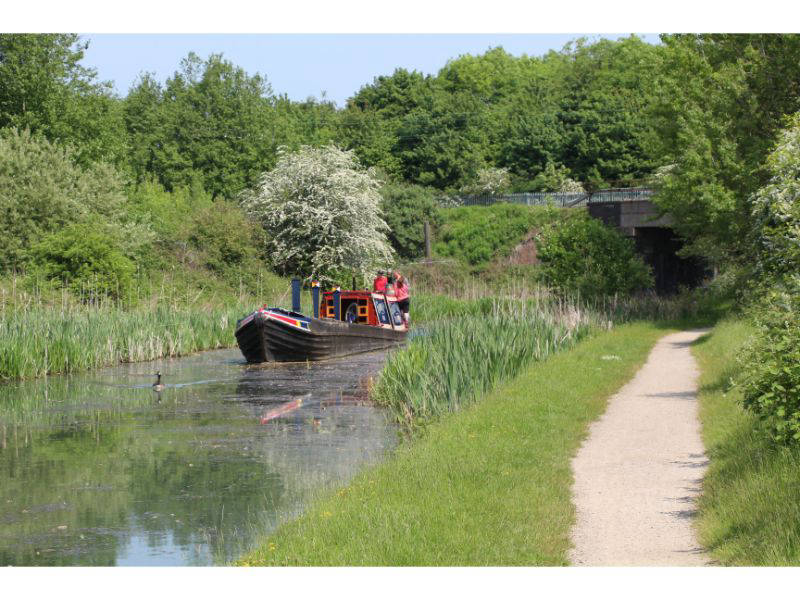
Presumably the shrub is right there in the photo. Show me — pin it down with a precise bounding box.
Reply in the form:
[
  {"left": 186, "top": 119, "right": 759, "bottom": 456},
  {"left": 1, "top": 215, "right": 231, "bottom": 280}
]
[
  {"left": 127, "top": 178, "right": 212, "bottom": 244},
  {"left": 27, "top": 222, "right": 135, "bottom": 299},
  {"left": 379, "top": 182, "right": 441, "bottom": 260},
  {"left": 189, "top": 201, "right": 261, "bottom": 274},
  {"left": 459, "top": 166, "right": 512, "bottom": 195},
  {"left": 736, "top": 115, "right": 800, "bottom": 444},
  {"left": 750, "top": 112, "right": 800, "bottom": 284},
  {"left": 536, "top": 213, "right": 653, "bottom": 298},
  {"left": 738, "top": 278, "right": 800, "bottom": 444},
  {"left": 0, "top": 127, "right": 130, "bottom": 272}
]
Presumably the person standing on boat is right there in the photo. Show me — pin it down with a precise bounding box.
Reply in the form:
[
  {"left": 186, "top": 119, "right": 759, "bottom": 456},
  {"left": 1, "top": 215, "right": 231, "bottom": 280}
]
[
  {"left": 394, "top": 272, "right": 410, "bottom": 325},
  {"left": 373, "top": 270, "right": 388, "bottom": 293}
]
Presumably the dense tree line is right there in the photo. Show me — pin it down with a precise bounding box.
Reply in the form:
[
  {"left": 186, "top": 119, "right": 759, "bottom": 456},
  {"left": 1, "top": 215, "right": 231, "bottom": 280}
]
[
  {"left": 0, "top": 33, "right": 663, "bottom": 200},
  {"left": 3, "top": 32, "right": 800, "bottom": 271}
]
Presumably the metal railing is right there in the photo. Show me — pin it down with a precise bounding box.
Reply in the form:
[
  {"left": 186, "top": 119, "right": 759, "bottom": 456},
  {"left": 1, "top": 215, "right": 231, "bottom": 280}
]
[{"left": 446, "top": 187, "right": 654, "bottom": 208}]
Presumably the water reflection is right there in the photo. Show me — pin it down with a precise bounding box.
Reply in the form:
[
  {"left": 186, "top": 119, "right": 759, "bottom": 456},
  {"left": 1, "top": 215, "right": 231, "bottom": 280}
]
[{"left": 0, "top": 349, "right": 396, "bottom": 566}]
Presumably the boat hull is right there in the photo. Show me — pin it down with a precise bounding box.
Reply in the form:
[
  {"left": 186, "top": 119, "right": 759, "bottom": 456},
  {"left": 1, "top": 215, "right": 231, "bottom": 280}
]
[{"left": 235, "top": 311, "right": 407, "bottom": 363}]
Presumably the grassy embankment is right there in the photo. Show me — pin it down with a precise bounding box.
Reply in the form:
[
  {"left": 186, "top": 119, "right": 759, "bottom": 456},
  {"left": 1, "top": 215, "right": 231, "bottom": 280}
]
[
  {"left": 239, "top": 321, "right": 666, "bottom": 565},
  {"left": 694, "top": 319, "right": 800, "bottom": 565}
]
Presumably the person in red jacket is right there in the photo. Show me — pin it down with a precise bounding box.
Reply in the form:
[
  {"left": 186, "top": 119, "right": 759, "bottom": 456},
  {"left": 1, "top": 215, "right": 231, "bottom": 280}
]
[
  {"left": 372, "top": 270, "right": 388, "bottom": 293},
  {"left": 393, "top": 271, "right": 410, "bottom": 325}
]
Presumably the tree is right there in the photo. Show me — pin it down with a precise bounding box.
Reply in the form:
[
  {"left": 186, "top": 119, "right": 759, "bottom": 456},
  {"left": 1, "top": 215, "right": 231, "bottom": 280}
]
[
  {"left": 0, "top": 34, "right": 126, "bottom": 166},
  {"left": 394, "top": 89, "right": 489, "bottom": 191},
  {"left": 125, "top": 53, "right": 280, "bottom": 199},
  {"left": 123, "top": 73, "right": 167, "bottom": 185},
  {"left": 340, "top": 69, "right": 430, "bottom": 179},
  {"left": 556, "top": 36, "right": 660, "bottom": 187},
  {"left": 649, "top": 34, "right": 800, "bottom": 265},
  {"left": 380, "top": 183, "right": 441, "bottom": 260},
  {"left": 240, "top": 145, "right": 394, "bottom": 283}
]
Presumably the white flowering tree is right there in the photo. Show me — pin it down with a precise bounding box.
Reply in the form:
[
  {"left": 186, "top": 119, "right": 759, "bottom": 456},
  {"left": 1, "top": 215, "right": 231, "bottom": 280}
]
[
  {"left": 558, "top": 178, "right": 585, "bottom": 193},
  {"left": 240, "top": 144, "right": 394, "bottom": 285},
  {"left": 460, "top": 167, "right": 512, "bottom": 195},
  {"left": 750, "top": 113, "right": 800, "bottom": 281}
]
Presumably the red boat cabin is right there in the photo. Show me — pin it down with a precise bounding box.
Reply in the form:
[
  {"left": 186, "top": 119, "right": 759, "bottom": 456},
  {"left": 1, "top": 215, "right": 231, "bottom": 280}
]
[{"left": 321, "top": 290, "right": 406, "bottom": 329}]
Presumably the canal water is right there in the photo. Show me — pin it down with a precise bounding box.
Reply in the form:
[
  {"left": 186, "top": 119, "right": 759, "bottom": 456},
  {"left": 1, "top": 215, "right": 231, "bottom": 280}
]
[{"left": 0, "top": 349, "right": 397, "bottom": 566}]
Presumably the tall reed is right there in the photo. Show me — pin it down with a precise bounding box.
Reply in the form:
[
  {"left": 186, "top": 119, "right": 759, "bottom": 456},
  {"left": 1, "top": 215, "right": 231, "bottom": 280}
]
[
  {"left": 373, "top": 296, "right": 599, "bottom": 430},
  {"left": 0, "top": 271, "right": 303, "bottom": 382},
  {"left": 0, "top": 303, "right": 252, "bottom": 380}
]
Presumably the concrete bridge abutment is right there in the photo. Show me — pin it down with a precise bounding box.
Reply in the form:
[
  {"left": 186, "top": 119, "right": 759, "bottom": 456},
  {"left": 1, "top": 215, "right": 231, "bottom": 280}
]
[{"left": 587, "top": 200, "right": 706, "bottom": 295}]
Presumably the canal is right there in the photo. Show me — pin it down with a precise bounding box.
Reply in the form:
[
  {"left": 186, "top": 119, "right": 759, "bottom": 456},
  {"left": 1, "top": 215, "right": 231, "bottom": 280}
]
[{"left": 0, "top": 349, "right": 397, "bottom": 566}]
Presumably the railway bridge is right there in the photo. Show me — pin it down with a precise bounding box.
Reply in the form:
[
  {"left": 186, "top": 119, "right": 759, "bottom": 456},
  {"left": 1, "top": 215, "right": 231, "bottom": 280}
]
[{"left": 453, "top": 188, "right": 707, "bottom": 294}]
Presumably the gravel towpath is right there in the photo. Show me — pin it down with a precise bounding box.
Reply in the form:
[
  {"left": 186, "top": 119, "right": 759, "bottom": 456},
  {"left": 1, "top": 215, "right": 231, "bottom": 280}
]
[{"left": 569, "top": 330, "right": 710, "bottom": 566}]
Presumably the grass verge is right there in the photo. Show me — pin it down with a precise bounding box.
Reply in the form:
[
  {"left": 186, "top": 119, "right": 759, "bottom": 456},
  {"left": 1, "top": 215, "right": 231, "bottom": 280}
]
[
  {"left": 694, "top": 319, "right": 800, "bottom": 565},
  {"left": 238, "top": 321, "right": 665, "bottom": 565}
]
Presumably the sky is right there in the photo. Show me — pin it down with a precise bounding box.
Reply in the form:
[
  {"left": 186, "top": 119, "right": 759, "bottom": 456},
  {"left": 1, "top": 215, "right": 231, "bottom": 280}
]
[{"left": 79, "top": 33, "right": 661, "bottom": 107}]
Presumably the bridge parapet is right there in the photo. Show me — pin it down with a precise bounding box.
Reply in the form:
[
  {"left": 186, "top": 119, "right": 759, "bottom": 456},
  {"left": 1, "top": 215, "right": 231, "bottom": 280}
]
[
  {"left": 446, "top": 187, "right": 654, "bottom": 208},
  {"left": 588, "top": 199, "right": 672, "bottom": 234}
]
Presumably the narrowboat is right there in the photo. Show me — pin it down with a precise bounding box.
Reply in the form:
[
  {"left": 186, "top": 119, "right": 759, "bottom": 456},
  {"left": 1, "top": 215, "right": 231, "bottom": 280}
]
[{"left": 235, "top": 280, "right": 408, "bottom": 363}]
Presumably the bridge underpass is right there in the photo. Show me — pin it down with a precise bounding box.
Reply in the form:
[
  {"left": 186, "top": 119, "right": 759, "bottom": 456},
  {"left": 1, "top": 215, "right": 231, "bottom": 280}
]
[{"left": 586, "top": 198, "right": 706, "bottom": 295}]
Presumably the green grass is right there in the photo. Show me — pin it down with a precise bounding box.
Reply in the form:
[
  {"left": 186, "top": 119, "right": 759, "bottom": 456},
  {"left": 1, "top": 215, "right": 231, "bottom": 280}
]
[
  {"left": 237, "top": 321, "right": 665, "bottom": 565},
  {"left": 694, "top": 319, "right": 800, "bottom": 565},
  {"left": 433, "top": 204, "right": 567, "bottom": 269}
]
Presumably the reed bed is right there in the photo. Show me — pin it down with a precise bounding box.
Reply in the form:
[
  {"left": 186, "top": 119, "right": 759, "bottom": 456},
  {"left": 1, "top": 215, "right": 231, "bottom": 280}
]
[
  {"left": 373, "top": 297, "right": 600, "bottom": 429},
  {"left": 0, "top": 303, "right": 250, "bottom": 380}
]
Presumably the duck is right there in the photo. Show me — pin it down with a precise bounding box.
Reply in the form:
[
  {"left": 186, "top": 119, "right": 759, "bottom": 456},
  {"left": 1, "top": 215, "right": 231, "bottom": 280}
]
[{"left": 152, "top": 371, "right": 165, "bottom": 392}]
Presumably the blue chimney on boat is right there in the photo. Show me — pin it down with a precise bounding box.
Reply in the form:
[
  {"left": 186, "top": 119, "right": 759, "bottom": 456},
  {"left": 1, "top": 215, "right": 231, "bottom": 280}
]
[
  {"left": 311, "top": 281, "right": 320, "bottom": 318},
  {"left": 291, "top": 278, "right": 301, "bottom": 312}
]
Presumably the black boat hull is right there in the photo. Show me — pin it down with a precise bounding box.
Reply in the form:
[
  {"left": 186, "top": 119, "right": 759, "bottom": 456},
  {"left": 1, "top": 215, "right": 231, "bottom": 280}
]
[{"left": 235, "top": 312, "right": 407, "bottom": 363}]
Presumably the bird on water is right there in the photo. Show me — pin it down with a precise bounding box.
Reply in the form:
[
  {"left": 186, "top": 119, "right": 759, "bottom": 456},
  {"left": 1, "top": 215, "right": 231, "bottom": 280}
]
[{"left": 153, "top": 371, "right": 165, "bottom": 392}]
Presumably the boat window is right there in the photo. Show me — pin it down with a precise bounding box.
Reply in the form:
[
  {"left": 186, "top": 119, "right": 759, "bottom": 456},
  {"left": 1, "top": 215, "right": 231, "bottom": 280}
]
[
  {"left": 388, "top": 301, "right": 404, "bottom": 326},
  {"left": 373, "top": 298, "right": 390, "bottom": 325}
]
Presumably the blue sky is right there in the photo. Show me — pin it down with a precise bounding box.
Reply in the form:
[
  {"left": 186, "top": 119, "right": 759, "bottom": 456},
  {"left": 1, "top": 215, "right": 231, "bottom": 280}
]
[{"left": 80, "top": 34, "right": 661, "bottom": 107}]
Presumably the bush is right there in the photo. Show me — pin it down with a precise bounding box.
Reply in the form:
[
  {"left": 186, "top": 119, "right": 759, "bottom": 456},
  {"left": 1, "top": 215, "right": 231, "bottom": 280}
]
[
  {"left": 738, "top": 278, "right": 800, "bottom": 444},
  {"left": 0, "top": 127, "right": 129, "bottom": 272},
  {"left": 127, "top": 178, "right": 212, "bottom": 244},
  {"left": 189, "top": 201, "right": 262, "bottom": 274},
  {"left": 379, "top": 182, "right": 441, "bottom": 260},
  {"left": 434, "top": 204, "right": 563, "bottom": 268},
  {"left": 736, "top": 115, "right": 800, "bottom": 445},
  {"left": 27, "top": 222, "right": 135, "bottom": 299},
  {"left": 750, "top": 111, "right": 800, "bottom": 284},
  {"left": 536, "top": 213, "right": 653, "bottom": 298}
]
